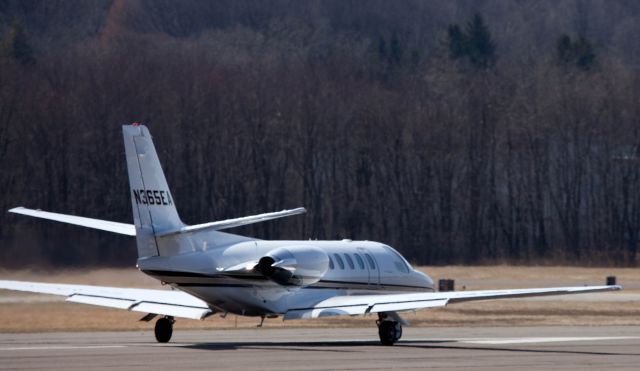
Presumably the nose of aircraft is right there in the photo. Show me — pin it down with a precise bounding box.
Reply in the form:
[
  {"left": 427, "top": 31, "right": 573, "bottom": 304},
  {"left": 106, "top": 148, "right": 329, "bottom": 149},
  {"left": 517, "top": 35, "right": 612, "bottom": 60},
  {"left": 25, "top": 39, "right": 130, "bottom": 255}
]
[{"left": 414, "top": 270, "right": 434, "bottom": 290}]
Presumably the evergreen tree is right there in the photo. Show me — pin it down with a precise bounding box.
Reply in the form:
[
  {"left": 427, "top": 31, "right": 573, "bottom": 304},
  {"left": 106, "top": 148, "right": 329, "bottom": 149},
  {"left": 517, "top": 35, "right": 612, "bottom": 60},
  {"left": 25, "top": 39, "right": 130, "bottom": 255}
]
[
  {"left": 389, "top": 32, "right": 403, "bottom": 65},
  {"left": 447, "top": 24, "right": 467, "bottom": 60},
  {"left": 446, "top": 13, "right": 496, "bottom": 69},
  {"left": 573, "top": 36, "right": 595, "bottom": 69},
  {"left": 555, "top": 34, "right": 595, "bottom": 70},
  {"left": 377, "top": 35, "right": 387, "bottom": 61},
  {"left": 556, "top": 34, "right": 574, "bottom": 64},
  {"left": 0, "top": 20, "right": 34, "bottom": 65},
  {"left": 465, "top": 13, "right": 496, "bottom": 69}
]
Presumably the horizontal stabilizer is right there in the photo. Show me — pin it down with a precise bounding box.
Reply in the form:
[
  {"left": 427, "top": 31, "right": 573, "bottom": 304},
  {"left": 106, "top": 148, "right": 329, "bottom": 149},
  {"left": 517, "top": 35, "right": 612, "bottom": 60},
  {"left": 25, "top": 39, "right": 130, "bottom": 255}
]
[
  {"left": 155, "top": 207, "right": 306, "bottom": 237},
  {"left": 9, "top": 207, "right": 136, "bottom": 236}
]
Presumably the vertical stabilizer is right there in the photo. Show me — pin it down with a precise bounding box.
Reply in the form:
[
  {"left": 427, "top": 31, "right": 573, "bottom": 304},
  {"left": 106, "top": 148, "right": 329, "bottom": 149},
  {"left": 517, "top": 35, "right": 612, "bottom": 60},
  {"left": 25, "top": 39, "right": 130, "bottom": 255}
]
[{"left": 123, "top": 124, "right": 183, "bottom": 258}]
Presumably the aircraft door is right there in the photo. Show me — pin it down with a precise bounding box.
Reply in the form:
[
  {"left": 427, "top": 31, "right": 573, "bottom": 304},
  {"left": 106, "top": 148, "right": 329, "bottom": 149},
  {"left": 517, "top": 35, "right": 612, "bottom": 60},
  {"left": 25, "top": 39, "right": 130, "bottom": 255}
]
[{"left": 357, "top": 247, "right": 380, "bottom": 288}]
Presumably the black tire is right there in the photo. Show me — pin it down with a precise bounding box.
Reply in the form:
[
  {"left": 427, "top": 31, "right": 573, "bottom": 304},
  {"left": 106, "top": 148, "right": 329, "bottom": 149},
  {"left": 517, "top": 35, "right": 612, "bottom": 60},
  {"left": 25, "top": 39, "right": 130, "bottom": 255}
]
[
  {"left": 378, "top": 321, "right": 400, "bottom": 346},
  {"left": 155, "top": 317, "right": 173, "bottom": 343},
  {"left": 395, "top": 322, "right": 403, "bottom": 341}
]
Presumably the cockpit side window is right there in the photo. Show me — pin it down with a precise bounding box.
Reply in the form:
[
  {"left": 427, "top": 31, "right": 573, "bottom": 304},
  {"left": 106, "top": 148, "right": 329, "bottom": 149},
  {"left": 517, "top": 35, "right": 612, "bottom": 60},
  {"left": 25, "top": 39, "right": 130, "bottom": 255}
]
[
  {"left": 328, "top": 256, "right": 335, "bottom": 270},
  {"left": 333, "top": 253, "right": 345, "bottom": 269}
]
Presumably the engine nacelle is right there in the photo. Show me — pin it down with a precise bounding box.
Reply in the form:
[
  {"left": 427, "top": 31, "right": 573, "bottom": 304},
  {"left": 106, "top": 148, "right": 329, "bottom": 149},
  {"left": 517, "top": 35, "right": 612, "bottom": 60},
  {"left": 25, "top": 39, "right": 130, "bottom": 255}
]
[{"left": 257, "top": 246, "right": 329, "bottom": 287}]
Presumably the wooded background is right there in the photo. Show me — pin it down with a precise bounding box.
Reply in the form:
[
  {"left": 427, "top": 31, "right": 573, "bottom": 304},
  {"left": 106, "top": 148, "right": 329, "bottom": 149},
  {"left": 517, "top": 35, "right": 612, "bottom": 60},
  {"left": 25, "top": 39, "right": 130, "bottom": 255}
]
[{"left": 1, "top": 0, "right": 640, "bottom": 267}]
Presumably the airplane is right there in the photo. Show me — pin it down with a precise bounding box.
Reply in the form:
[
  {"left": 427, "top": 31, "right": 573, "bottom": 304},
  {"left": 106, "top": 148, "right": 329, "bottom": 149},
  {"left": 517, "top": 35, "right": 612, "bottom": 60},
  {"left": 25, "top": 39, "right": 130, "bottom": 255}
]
[{"left": 0, "top": 124, "right": 621, "bottom": 346}]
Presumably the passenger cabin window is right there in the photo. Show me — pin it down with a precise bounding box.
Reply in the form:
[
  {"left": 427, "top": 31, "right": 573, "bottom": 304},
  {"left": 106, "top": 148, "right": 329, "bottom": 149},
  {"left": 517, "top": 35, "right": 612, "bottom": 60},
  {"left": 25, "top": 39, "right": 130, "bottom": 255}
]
[
  {"left": 354, "top": 254, "right": 365, "bottom": 269},
  {"left": 333, "top": 253, "right": 345, "bottom": 269},
  {"left": 344, "top": 254, "right": 355, "bottom": 269},
  {"left": 365, "top": 253, "right": 376, "bottom": 270},
  {"left": 328, "top": 256, "right": 335, "bottom": 270}
]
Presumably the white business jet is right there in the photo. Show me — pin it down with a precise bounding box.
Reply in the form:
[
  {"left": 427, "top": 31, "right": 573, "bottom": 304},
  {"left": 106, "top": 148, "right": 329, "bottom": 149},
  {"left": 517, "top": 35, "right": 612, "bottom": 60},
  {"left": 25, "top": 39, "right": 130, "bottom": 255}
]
[{"left": 0, "top": 124, "right": 620, "bottom": 345}]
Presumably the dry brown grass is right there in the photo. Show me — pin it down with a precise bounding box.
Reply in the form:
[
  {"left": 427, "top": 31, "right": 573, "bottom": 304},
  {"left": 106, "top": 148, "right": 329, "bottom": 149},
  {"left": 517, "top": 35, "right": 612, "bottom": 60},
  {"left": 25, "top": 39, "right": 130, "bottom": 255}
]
[
  {"left": 0, "top": 268, "right": 159, "bottom": 287},
  {"left": 1, "top": 266, "right": 638, "bottom": 332}
]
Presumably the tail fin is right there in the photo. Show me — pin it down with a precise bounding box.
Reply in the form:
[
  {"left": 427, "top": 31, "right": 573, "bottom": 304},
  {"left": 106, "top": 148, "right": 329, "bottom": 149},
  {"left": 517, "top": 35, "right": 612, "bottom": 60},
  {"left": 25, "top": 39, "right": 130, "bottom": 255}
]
[{"left": 123, "top": 124, "right": 184, "bottom": 258}]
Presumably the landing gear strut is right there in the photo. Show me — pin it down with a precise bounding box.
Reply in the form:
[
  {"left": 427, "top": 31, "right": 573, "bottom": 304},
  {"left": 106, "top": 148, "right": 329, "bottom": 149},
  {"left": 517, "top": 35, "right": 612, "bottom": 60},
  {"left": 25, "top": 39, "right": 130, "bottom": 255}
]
[
  {"left": 154, "top": 316, "right": 174, "bottom": 343},
  {"left": 377, "top": 314, "right": 402, "bottom": 346}
]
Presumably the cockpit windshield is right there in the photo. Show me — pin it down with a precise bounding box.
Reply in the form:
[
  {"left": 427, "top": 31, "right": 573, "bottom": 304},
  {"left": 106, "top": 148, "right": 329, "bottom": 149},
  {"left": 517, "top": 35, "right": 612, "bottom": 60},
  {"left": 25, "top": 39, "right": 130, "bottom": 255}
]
[{"left": 382, "top": 245, "right": 411, "bottom": 273}]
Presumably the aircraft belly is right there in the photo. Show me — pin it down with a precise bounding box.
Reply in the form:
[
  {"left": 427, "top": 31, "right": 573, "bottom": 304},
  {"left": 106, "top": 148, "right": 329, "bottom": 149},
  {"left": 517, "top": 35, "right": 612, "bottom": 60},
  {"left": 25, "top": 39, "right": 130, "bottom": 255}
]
[
  {"left": 184, "top": 284, "right": 426, "bottom": 317},
  {"left": 177, "top": 285, "right": 291, "bottom": 316}
]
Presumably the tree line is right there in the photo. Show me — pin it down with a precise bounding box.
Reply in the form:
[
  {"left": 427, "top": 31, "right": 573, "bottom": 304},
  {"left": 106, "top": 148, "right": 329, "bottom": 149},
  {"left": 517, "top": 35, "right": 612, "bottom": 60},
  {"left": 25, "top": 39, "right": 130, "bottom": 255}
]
[{"left": 0, "top": 1, "right": 639, "bottom": 267}]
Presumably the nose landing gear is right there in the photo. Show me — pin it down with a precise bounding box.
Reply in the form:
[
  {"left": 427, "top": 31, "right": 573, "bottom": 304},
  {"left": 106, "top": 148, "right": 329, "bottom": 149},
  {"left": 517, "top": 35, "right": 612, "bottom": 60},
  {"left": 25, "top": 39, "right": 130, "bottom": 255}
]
[{"left": 154, "top": 316, "right": 175, "bottom": 343}]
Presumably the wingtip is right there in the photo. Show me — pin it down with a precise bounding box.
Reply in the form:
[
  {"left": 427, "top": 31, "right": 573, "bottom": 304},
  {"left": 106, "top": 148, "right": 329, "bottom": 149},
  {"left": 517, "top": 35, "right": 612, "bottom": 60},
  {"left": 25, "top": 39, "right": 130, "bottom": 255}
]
[
  {"left": 8, "top": 206, "right": 24, "bottom": 213},
  {"left": 601, "top": 284, "right": 622, "bottom": 291},
  {"left": 283, "top": 207, "right": 306, "bottom": 214}
]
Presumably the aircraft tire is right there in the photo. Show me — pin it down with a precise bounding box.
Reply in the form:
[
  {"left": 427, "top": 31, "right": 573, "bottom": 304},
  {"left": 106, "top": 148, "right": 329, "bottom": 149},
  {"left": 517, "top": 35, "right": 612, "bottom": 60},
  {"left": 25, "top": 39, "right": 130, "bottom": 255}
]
[
  {"left": 378, "top": 321, "right": 401, "bottom": 346},
  {"left": 154, "top": 317, "right": 173, "bottom": 343}
]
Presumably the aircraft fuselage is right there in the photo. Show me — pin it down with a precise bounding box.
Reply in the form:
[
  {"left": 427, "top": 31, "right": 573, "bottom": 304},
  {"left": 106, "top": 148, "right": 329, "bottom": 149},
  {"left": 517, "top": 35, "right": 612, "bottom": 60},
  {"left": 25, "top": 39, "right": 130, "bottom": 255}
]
[{"left": 138, "top": 239, "right": 434, "bottom": 316}]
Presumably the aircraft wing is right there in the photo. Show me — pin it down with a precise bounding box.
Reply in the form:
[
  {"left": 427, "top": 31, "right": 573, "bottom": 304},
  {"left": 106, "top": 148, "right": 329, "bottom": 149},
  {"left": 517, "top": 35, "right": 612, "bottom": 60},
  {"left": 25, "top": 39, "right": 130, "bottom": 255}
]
[
  {"left": 0, "top": 280, "right": 213, "bottom": 320},
  {"left": 283, "top": 285, "right": 621, "bottom": 320}
]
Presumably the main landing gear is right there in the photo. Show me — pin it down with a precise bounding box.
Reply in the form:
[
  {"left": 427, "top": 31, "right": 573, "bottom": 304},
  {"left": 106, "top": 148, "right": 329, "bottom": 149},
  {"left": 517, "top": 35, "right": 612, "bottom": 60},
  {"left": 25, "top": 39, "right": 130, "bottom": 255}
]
[
  {"left": 154, "top": 316, "right": 175, "bottom": 343},
  {"left": 376, "top": 313, "right": 402, "bottom": 346}
]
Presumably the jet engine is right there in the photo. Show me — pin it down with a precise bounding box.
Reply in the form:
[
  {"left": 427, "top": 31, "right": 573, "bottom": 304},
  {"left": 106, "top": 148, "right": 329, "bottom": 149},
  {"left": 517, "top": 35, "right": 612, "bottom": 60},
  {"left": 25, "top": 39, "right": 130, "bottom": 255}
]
[{"left": 256, "top": 246, "right": 329, "bottom": 287}]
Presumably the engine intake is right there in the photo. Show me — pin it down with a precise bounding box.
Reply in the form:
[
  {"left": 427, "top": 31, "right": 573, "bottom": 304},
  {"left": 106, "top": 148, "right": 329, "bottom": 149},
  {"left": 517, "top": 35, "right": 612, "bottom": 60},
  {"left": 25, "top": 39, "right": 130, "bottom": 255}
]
[{"left": 257, "top": 246, "right": 329, "bottom": 287}]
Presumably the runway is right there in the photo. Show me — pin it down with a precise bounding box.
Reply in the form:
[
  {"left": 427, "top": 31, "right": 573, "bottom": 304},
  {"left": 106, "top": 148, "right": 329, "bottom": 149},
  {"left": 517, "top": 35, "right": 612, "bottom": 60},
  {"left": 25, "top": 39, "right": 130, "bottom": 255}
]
[{"left": 1, "top": 326, "right": 639, "bottom": 370}]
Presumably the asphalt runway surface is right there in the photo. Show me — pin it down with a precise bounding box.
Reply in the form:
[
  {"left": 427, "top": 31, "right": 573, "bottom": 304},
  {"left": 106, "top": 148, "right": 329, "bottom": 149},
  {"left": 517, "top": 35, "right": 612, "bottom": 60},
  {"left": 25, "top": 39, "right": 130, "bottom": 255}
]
[{"left": 1, "top": 326, "right": 640, "bottom": 370}]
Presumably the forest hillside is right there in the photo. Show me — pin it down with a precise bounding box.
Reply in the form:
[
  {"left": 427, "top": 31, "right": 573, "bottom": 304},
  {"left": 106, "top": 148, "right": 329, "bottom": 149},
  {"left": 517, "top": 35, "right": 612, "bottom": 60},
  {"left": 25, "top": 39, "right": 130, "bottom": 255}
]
[{"left": 1, "top": 0, "right": 639, "bottom": 267}]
